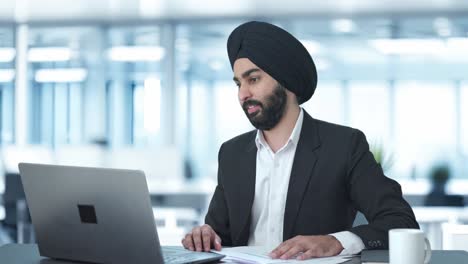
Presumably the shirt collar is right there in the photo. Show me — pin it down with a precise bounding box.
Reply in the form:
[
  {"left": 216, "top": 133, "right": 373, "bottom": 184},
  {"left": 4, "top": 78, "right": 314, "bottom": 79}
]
[{"left": 255, "top": 108, "right": 304, "bottom": 150}]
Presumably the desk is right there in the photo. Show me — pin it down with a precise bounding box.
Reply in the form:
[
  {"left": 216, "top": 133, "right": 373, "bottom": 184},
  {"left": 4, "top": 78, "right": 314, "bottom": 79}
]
[
  {"left": 0, "top": 244, "right": 356, "bottom": 264},
  {"left": 2, "top": 244, "right": 468, "bottom": 264},
  {"left": 148, "top": 178, "right": 215, "bottom": 215},
  {"left": 412, "top": 206, "right": 468, "bottom": 249}
]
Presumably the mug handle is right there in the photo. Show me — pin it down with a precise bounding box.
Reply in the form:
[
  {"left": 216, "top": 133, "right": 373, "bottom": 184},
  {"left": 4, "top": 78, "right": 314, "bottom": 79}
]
[{"left": 423, "top": 237, "right": 432, "bottom": 264}]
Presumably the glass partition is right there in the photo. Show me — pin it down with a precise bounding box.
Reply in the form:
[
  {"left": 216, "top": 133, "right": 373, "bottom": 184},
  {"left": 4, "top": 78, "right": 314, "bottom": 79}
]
[
  {"left": 0, "top": 26, "right": 15, "bottom": 144},
  {"left": 3, "top": 15, "right": 468, "bottom": 180},
  {"left": 28, "top": 26, "right": 100, "bottom": 146}
]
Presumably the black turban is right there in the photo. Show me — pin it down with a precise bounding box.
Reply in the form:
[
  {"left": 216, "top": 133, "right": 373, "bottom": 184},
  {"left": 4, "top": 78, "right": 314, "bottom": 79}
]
[{"left": 227, "top": 21, "right": 317, "bottom": 104}]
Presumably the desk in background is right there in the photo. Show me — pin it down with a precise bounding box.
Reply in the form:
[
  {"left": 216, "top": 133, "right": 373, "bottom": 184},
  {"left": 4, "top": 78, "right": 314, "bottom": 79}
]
[{"left": 412, "top": 206, "right": 468, "bottom": 249}]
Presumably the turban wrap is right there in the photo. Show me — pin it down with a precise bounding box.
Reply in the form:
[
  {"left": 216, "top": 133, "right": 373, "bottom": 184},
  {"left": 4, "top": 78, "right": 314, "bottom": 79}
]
[{"left": 227, "top": 21, "right": 317, "bottom": 104}]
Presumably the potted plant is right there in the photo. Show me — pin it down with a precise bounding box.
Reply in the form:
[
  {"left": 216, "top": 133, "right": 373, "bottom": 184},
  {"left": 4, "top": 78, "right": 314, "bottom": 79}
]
[{"left": 370, "top": 142, "right": 394, "bottom": 173}]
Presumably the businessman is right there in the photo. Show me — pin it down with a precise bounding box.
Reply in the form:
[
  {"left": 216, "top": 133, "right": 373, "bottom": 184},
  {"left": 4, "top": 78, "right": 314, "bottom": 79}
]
[{"left": 181, "top": 21, "right": 419, "bottom": 260}]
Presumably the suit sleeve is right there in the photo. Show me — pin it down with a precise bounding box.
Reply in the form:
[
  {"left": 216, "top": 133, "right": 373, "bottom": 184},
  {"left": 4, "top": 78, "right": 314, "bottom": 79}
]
[
  {"left": 347, "top": 130, "right": 419, "bottom": 249},
  {"left": 204, "top": 143, "right": 233, "bottom": 246}
]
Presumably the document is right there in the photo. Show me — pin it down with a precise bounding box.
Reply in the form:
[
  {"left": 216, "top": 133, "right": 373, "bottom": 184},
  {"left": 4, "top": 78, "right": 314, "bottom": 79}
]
[{"left": 212, "top": 246, "right": 352, "bottom": 264}]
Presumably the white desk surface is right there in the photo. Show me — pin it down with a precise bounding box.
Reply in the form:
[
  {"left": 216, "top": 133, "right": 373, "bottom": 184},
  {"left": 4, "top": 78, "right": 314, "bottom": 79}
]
[{"left": 412, "top": 206, "right": 468, "bottom": 223}]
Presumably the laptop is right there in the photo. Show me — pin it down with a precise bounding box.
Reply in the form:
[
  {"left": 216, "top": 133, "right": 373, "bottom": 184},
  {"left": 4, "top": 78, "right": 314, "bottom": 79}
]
[{"left": 18, "top": 162, "right": 224, "bottom": 264}]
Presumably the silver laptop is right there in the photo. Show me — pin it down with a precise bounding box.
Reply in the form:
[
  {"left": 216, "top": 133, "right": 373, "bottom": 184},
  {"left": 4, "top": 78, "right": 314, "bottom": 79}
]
[{"left": 18, "top": 162, "right": 224, "bottom": 264}]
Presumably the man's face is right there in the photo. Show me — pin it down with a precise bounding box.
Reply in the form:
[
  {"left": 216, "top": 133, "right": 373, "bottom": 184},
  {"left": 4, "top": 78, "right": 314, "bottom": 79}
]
[{"left": 233, "top": 58, "right": 287, "bottom": 131}]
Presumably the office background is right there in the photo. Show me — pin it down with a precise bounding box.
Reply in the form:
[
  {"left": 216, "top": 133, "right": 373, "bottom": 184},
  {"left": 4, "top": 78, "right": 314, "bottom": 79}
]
[{"left": 1, "top": 0, "right": 468, "bottom": 249}]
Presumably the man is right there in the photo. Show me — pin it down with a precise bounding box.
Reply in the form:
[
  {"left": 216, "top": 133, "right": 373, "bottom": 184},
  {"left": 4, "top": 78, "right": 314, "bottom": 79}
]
[{"left": 181, "top": 21, "right": 419, "bottom": 260}]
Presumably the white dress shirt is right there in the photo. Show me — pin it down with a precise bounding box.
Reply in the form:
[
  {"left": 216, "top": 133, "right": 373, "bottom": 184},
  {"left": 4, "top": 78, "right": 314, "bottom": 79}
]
[{"left": 247, "top": 108, "right": 365, "bottom": 255}]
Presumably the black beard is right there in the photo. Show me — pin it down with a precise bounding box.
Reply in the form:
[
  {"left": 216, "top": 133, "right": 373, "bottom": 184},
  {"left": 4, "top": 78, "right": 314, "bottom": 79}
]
[{"left": 242, "top": 84, "right": 287, "bottom": 131}]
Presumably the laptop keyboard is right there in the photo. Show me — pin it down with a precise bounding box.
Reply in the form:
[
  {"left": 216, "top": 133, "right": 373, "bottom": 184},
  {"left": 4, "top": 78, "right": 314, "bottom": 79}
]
[{"left": 162, "top": 246, "right": 222, "bottom": 264}]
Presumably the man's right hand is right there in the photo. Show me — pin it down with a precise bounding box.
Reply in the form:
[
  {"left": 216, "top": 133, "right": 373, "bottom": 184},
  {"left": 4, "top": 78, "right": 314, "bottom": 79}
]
[{"left": 181, "top": 224, "right": 222, "bottom": 252}]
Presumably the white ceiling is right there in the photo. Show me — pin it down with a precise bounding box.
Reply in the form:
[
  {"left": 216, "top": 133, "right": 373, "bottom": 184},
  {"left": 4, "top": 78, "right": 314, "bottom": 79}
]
[{"left": 1, "top": 0, "right": 468, "bottom": 22}]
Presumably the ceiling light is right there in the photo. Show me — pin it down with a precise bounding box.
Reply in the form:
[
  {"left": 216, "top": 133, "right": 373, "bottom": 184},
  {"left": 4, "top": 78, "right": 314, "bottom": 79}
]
[
  {"left": 369, "top": 38, "right": 446, "bottom": 55},
  {"left": 331, "top": 19, "right": 356, "bottom": 33},
  {"left": 0, "top": 48, "right": 16, "bottom": 62},
  {"left": 28, "top": 47, "right": 72, "bottom": 62},
  {"left": 35, "top": 68, "right": 87, "bottom": 83},
  {"left": 0, "top": 69, "right": 15, "bottom": 83},
  {"left": 108, "top": 46, "right": 165, "bottom": 62}
]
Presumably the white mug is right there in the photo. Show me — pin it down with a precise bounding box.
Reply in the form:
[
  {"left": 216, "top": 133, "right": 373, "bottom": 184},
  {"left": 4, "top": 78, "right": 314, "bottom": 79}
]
[{"left": 389, "top": 229, "right": 431, "bottom": 264}]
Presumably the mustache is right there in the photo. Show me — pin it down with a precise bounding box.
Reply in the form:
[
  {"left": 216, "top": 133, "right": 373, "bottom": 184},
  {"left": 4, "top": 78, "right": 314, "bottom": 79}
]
[{"left": 242, "top": 100, "right": 263, "bottom": 112}]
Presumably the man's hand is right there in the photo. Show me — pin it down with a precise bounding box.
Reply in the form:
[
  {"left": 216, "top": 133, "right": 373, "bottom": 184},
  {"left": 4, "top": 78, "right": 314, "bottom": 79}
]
[
  {"left": 181, "top": 224, "right": 222, "bottom": 252},
  {"left": 269, "top": 235, "right": 344, "bottom": 260}
]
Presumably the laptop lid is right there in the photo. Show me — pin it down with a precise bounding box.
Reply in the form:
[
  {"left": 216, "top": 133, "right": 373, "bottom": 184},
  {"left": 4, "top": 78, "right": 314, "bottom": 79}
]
[{"left": 19, "top": 162, "right": 164, "bottom": 264}]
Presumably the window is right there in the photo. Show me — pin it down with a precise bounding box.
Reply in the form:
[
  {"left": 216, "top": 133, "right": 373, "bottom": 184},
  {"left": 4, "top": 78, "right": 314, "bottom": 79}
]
[
  {"left": 393, "top": 81, "right": 457, "bottom": 178},
  {"left": 28, "top": 26, "right": 97, "bottom": 146},
  {"left": 214, "top": 81, "right": 253, "bottom": 148},
  {"left": 349, "top": 82, "right": 390, "bottom": 147},
  {"left": 188, "top": 81, "right": 214, "bottom": 178},
  {"left": 461, "top": 83, "right": 468, "bottom": 156},
  {"left": 107, "top": 26, "right": 164, "bottom": 146},
  {"left": 302, "top": 81, "right": 344, "bottom": 125},
  {"left": 0, "top": 82, "right": 14, "bottom": 144},
  {"left": 0, "top": 27, "right": 15, "bottom": 144},
  {"left": 132, "top": 78, "right": 161, "bottom": 146},
  {"left": 174, "top": 22, "right": 241, "bottom": 178}
]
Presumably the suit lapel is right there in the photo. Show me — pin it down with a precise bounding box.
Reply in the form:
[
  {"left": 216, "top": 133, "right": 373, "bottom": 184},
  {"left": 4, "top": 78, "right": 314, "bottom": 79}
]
[
  {"left": 232, "top": 132, "right": 257, "bottom": 245},
  {"left": 283, "top": 112, "right": 321, "bottom": 240}
]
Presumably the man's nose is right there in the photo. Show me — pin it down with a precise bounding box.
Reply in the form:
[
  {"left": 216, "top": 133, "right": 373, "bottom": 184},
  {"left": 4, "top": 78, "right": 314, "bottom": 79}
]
[{"left": 238, "top": 85, "right": 252, "bottom": 103}]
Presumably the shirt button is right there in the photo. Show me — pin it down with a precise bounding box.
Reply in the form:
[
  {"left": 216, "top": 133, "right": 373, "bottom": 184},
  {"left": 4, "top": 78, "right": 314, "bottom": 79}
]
[{"left": 270, "top": 228, "right": 275, "bottom": 233}]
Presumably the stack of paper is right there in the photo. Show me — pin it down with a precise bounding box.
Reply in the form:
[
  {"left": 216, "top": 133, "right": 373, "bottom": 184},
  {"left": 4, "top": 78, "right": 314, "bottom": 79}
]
[{"left": 213, "top": 246, "right": 353, "bottom": 264}]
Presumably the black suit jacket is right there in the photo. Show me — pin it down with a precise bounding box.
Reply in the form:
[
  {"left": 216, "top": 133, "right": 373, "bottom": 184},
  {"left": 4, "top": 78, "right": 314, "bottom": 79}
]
[{"left": 205, "top": 111, "right": 419, "bottom": 249}]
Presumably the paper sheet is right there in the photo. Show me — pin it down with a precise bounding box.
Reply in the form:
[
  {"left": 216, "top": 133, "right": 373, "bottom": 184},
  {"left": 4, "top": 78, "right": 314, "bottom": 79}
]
[{"left": 213, "top": 246, "right": 353, "bottom": 264}]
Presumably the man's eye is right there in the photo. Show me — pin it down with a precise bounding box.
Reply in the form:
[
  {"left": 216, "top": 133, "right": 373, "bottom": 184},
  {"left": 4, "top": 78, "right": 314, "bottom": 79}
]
[{"left": 249, "top": 77, "right": 259, "bottom": 83}]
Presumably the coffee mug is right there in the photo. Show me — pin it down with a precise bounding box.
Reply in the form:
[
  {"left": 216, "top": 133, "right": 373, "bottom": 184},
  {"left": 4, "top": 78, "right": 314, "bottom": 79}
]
[{"left": 389, "top": 229, "right": 431, "bottom": 264}]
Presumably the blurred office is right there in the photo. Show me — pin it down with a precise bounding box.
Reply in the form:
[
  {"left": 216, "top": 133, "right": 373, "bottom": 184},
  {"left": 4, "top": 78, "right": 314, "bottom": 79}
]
[{"left": 1, "top": 0, "right": 468, "bottom": 250}]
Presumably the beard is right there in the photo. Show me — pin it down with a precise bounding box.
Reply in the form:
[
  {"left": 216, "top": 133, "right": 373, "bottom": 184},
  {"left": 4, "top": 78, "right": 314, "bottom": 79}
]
[{"left": 242, "top": 84, "right": 287, "bottom": 131}]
